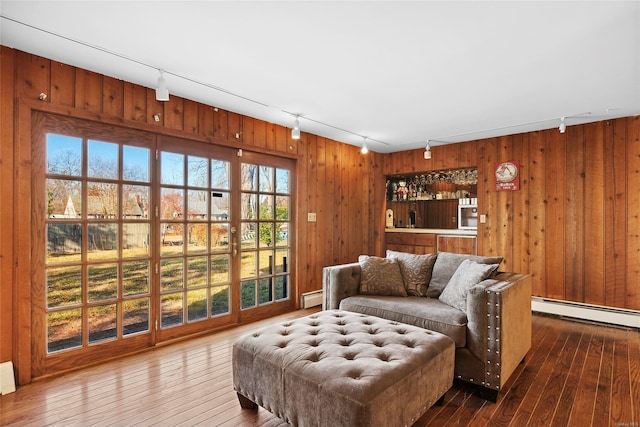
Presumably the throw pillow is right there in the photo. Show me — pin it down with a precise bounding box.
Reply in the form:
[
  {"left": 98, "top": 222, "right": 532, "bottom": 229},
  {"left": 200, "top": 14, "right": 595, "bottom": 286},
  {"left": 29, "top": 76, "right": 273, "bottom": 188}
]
[
  {"left": 358, "top": 255, "right": 407, "bottom": 297},
  {"left": 428, "top": 252, "right": 503, "bottom": 298},
  {"left": 386, "top": 250, "right": 437, "bottom": 297},
  {"left": 439, "top": 259, "right": 499, "bottom": 312}
]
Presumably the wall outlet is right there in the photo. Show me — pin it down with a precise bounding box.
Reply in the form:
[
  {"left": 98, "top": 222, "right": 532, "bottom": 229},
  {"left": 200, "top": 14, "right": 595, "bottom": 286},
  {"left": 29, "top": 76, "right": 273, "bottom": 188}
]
[
  {"left": 480, "top": 214, "right": 487, "bottom": 223},
  {"left": 308, "top": 212, "right": 317, "bottom": 222}
]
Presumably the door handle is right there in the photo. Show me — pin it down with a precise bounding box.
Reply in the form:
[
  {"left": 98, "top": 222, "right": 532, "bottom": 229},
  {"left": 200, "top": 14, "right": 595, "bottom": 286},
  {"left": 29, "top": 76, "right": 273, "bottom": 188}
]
[{"left": 230, "top": 226, "right": 237, "bottom": 256}]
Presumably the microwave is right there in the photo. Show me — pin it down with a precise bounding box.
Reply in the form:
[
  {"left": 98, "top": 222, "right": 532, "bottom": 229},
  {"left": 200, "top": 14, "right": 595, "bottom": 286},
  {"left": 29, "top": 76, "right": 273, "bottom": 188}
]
[{"left": 458, "top": 204, "right": 478, "bottom": 230}]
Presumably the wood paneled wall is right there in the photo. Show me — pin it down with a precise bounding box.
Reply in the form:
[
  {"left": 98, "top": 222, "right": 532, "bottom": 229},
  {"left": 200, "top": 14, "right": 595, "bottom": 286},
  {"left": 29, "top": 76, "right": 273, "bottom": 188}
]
[
  {"left": 383, "top": 119, "right": 640, "bottom": 312},
  {"left": 2, "top": 46, "right": 639, "bottom": 380},
  {"left": 0, "top": 47, "right": 384, "bottom": 371}
]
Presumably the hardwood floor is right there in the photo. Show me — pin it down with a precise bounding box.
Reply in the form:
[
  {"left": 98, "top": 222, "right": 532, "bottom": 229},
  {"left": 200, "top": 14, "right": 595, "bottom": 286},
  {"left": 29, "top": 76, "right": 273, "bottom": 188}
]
[{"left": 1, "top": 309, "right": 638, "bottom": 426}]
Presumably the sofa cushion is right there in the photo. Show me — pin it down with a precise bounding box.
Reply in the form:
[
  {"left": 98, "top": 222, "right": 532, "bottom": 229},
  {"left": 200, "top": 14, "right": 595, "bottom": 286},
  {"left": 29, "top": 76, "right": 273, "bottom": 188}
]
[
  {"left": 339, "top": 295, "right": 468, "bottom": 348},
  {"left": 386, "top": 250, "right": 437, "bottom": 297},
  {"left": 439, "top": 259, "right": 499, "bottom": 312},
  {"left": 428, "top": 252, "right": 503, "bottom": 297},
  {"left": 358, "top": 255, "right": 407, "bottom": 297}
]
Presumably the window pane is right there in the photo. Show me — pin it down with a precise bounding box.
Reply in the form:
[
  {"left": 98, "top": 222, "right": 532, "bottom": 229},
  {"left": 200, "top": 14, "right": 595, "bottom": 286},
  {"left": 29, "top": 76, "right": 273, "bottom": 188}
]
[
  {"left": 123, "top": 145, "right": 150, "bottom": 182},
  {"left": 259, "top": 278, "right": 272, "bottom": 304},
  {"left": 88, "top": 304, "right": 117, "bottom": 343},
  {"left": 241, "top": 280, "right": 256, "bottom": 309},
  {"left": 276, "top": 276, "right": 288, "bottom": 300},
  {"left": 123, "top": 261, "right": 150, "bottom": 296},
  {"left": 161, "top": 152, "right": 184, "bottom": 185},
  {"left": 88, "top": 140, "right": 118, "bottom": 179},
  {"left": 48, "top": 308, "right": 82, "bottom": 353},
  {"left": 47, "top": 223, "right": 82, "bottom": 263},
  {"left": 88, "top": 223, "right": 118, "bottom": 261},
  {"left": 276, "top": 224, "right": 288, "bottom": 247},
  {"left": 88, "top": 263, "right": 118, "bottom": 302},
  {"left": 161, "top": 223, "right": 184, "bottom": 255},
  {"left": 211, "top": 191, "right": 229, "bottom": 221},
  {"left": 47, "top": 134, "right": 82, "bottom": 176},
  {"left": 275, "top": 196, "right": 289, "bottom": 220},
  {"left": 161, "top": 293, "right": 183, "bottom": 328},
  {"left": 276, "top": 168, "right": 289, "bottom": 194},
  {"left": 123, "top": 298, "right": 149, "bottom": 335},
  {"left": 210, "top": 254, "right": 230, "bottom": 285},
  {"left": 188, "top": 155, "right": 208, "bottom": 188},
  {"left": 259, "top": 250, "right": 272, "bottom": 276},
  {"left": 240, "top": 223, "right": 257, "bottom": 249},
  {"left": 241, "top": 252, "right": 256, "bottom": 279},
  {"left": 87, "top": 182, "right": 119, "bottom": 218},
  {"left": 241, "top": 193, "right": 257, "bottom": 220},
  {"left": 187, "top": 289, "right": 207, "bottom": 322},
  {"left": 259, "top": 223, "right": 273, "bottom": 248},
  {"left": 161, "top": 188, "right": 184, "bottom": 220},
  {"left": 259, "top": 195, "right": 273, "bottom": 220},
  {"left": 47, "top": 266, "right": 82, "bottom": 308},
  {"left": 123, "top": 223, "right": 149, "bottom": 258},
  {"left": 210, "top": 224, "right": 229, "bottom": 251},
  {"left": 123, "top": 185, "right": 149, "bottom": 219},
  {"left": 241, "top": 163, "right": 257, "bottom": 191},
  {"left": 211, "top": 285, "right": 229, "bottom": 316},
  {"left": 211, "top": 160, "right": 230, "bottom": 190},
  {"left": 275, "top": 249, "right": 289, "bottom": 274},
  {"left": 187, "top": 190, "right": 208, "bottom": 220},
  {"left": 187, "top": 256, "right": 208, "bottom": 288},
  {"left": 46, "top": 179, "right": 82, "bottom": 219},
  {"left": 161, "top": 258, "right": 184, "bottom": 291},
  {"left": 259, "top": 166, "right": 274, "bottom": 192},
  {"left": 187, "top": 223, "right": 207, "bottom": 253}
]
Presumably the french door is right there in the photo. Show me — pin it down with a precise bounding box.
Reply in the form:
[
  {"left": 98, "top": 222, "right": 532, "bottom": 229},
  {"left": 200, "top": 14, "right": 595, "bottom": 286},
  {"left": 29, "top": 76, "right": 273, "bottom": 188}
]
[{"left": 32, "top": 114, "right": 295, "bottom": 377}]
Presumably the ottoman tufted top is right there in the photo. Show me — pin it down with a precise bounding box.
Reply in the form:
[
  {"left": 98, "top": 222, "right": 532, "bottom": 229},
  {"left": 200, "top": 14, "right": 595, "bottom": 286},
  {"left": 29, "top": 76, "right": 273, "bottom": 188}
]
[{"left": 235, "top": 310, "right": 454, "bottom": 404}]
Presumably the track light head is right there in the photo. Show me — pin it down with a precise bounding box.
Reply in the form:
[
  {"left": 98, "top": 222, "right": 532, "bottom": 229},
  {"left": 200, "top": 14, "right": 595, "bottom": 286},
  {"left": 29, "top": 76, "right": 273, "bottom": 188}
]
[
  {"left": 291, "top": 116, "right": 301, "bottom": 140},
  {"left": 424, "top": 140, "right": 432, "bottom": 159},
  {"left": 559, "top": 117, "right": 566, "bottom": 133},
  {"left": 156, "top": 70, "right": 169, "bottom": 101},
  {"left": 361, "top": 137, "right": 369, "bottom": 154}
]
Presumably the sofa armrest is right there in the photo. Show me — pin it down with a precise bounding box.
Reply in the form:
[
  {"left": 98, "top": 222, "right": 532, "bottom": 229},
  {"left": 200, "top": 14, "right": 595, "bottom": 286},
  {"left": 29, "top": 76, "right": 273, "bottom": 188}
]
[
  {"left": 322, "top": 263, "right": 361, "bottom": 310},
  {"left": 466, "top": 272, "right": 532, "bottom": 391}
]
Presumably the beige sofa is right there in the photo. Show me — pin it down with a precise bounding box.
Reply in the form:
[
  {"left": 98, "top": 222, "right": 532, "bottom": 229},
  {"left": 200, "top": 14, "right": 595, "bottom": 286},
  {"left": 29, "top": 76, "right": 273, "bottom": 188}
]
[{"left": 322, "top": 251, "right": 532, "bottom": 402}]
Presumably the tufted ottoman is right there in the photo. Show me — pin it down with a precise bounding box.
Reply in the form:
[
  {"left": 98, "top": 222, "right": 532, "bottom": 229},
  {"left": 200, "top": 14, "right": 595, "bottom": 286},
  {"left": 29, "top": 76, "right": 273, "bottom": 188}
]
[{"left": 232, "top": 310, "right": 455, "bottom": 427}]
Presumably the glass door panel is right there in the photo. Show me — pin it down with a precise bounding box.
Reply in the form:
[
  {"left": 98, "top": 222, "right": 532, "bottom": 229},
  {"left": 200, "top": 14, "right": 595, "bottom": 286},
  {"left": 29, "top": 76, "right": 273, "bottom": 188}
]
[
  {"left": 239, "top": 161, "right": 292, "bottom": 310},
  {"left": 44, "top": 133, "right": 152, "bottom": 354},
  {"left": 157, "top": 143, "right": 233, "bottom": 335}
]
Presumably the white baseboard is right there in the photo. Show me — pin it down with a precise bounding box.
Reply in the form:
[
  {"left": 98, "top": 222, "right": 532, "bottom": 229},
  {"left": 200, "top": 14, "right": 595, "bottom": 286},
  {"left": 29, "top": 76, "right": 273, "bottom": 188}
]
[
  {"left": 531, "top": 297, "right": 640, "bottom": 329},
  {"left": 301, "top": 290, "right": 323, "bottom": 309}
]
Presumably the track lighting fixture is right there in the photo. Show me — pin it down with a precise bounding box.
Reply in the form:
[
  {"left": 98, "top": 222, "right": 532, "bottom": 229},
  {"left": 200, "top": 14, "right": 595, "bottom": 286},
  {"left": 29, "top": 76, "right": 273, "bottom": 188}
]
[
  {"left": 559, "top": 117, "right": 566, "bottom": 133},
  {"left": 361, "top": 137, "right": 369, "bottom": 154},
  {"left": 291, "top": 115, "right": 301, "bottom": 140},
  {"left": 155, "top": 70, "right": 169, "bottom": 101},
  {"left": 424, "top": 141, "right": 432, "bottom": 159}
]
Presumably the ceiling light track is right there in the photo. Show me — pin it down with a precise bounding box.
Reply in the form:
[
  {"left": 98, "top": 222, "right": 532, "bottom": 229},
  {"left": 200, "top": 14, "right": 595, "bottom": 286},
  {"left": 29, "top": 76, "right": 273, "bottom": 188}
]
[
  {"left": 406, "top": 112, "right": 598, "bottom": 148},
  {"left": 283, "top": 111, "right": 390, "bottom": 147},
  {"left": 1, "top": 13, "right": 389, "bottom": 150}
]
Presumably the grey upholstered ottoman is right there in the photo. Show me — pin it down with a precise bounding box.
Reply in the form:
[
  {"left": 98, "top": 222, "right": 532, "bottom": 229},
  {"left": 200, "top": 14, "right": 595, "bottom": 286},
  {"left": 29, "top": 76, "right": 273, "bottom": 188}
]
[{"left": 232, "top": 310, "right": 455, "bottom": 427}]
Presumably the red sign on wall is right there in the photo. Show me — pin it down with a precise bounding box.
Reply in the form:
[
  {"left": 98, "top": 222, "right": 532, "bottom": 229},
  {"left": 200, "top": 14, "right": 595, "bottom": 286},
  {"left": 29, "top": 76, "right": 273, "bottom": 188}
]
[{"left": 495, "top": 161, "right": 520, "bottom": 191}]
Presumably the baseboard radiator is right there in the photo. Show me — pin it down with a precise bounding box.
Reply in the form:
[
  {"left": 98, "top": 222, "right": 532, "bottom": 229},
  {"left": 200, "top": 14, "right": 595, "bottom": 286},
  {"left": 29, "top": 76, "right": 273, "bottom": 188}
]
[
  {"left": 301, "top": 290, "right": 323, "bottom": 309},
  {"left": 531, "top": 297, "right": 640, "bottom": 329}
]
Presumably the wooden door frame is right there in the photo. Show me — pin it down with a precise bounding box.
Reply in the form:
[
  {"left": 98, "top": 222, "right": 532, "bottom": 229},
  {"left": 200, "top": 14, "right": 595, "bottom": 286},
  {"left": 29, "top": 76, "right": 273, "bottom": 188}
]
[{"left": 15, "top": 100, "right": 299, "bottom": 384}]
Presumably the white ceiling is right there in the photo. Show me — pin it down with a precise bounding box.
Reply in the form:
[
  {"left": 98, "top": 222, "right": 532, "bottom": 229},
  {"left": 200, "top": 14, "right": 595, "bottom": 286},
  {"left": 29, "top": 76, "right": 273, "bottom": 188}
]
[{"left": 1, "top": 1, "right": 639, "bottom": 153}]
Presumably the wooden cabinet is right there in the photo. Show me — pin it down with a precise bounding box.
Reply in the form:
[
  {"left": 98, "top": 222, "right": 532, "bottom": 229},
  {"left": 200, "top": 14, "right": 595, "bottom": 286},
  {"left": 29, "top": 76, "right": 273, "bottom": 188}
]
[
  {"left": 436, "top": 235, "right": 477, "bottom": 255},
  {"left": 386, "top": 232, "right": 437, "bottom": 254},
  {"left": 421, "top": 200, "right": 458, "bottom": 229},
  {"left": 385, "top": 231, "right": 477, "bottom": 255}
]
